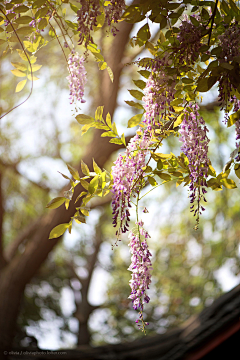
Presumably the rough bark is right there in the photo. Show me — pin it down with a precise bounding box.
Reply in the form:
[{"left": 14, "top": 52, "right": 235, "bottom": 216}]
[{"left": 0, "top": 19, "right": 134, "bottom": 351}]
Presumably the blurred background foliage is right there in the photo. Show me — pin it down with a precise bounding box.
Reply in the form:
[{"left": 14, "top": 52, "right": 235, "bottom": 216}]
[{"left": 0, "top": 14, "right": 240, "bottom": 350}]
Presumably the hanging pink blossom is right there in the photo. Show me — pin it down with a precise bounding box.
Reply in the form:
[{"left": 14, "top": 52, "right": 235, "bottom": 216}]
[
  {"left": 66, "top": 51, "right": 87, "bottom": 104},
  {"left": 179, "top": 104, "right": 210, "bottom": 225},
  {"left": 111, "top": 130, "right": 150, "bottom": 235},
  {"left": 128, "top": 222, "right": 152, "bottom": 327}
]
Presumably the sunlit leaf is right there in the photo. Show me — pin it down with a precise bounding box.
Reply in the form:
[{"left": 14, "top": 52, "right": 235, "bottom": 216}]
[
  {"left": 49, "top": 223, "right": 69, "bottom": 239},
  {"left": 15, "top": 79, "right": 27, "bottom": 92},
  {"left": 127, "top": 113, "right": 143, "bottom": 128},
  {"left": 46, "top": 197, "right": 65, "bottom": 209}
]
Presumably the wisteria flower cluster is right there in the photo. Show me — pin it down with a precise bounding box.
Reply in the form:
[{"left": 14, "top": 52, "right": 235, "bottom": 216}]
[
  {"left": 143, "top": 55, "right": 176, "bottom": 131},
  {"left": 128, "top": 222, "right": 152, "bottom": 329},
  {"left": 176, "top": 16, "right": 202, "bottom": 64},
  {"left": 105, "top": 0, "right": 125, "bottom": 35},
  {"left": 179, "top": 104, "right": 210, "bottom": 226},
  {"left": 218, "top": 24, "right": 240, "bottom": 116},
  {"left": 66, "top": 51, "right": 87, "bottom": 105},
  {"left": 111, "top": 130, "right": 150, "bottom": 236},
  {"left": 77, "top": 0, "right": 101, "bottom": 46},
  {"left": 77, "top": 0, "right": 125, "bottom": 46},
  {"left": 4, "top": 2, "right": 20, "bottom": 27},
  {"left": 235, "top": 120, "right": 240, "bottom": 149}
]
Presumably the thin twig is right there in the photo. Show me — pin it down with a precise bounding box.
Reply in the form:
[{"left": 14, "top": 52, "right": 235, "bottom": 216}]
[
  {"left": 0, "top": 9, "right": 33, "bottom": 121},
  {"left": 208, "top": 0, "right": 219, "bottom": 46}
]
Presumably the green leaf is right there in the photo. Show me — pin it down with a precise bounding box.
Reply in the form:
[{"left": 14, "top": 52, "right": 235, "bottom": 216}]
[
  {"left": 46, "top": 197, "right": 65, "bottom": 209},
  {"left": 228, "top": 110, "right": 240, "bottom": 127},
  {"left": 106, "top": 112, "right": 112, "bottom": 128},
  {"left": 76, "top": 114, "right": 95, "bottom": 125},
  {"left": 95, "top": 106, "right": 104, "bottom": 121},
  {"left": 220, "top": 178, "right": 237, "bottom": 189},
  {"left": 133, "top": 79, "right": 146, "bottom": 90},
  {"left": 182, "top": 78, "right": 194, "bottom": 84},
  {"left": 220, "top": 62, "right": 234, "bottom": 70},
  {"left": 16, "top": 49, "right": 28, "bottom": 61},
  {"left": 67, "top": 164, "right": 80, "bottom": 180},
  {"left": 81, "top": 123, "right": 95, "bottom": 135},
  {"left": 98, "top": 61, "right": 107, "bottom": 70},
  {"left": 101, "top": 131, "right": 116, "bottom": 137},
  {"left": 15, "top": 16, "right": 33, "bottom": 24},
  {"left": 148, "top": 176, "right": 157, "bottom": 186},
  {"left": 208, "top": 164, "right": 216, "bottom": 177},
  {"left": 11, "top": 69, "right": 26, "bottom": 77},
  {"left": 196, "top": 78, "right": 210, "bottom": 92},
  {"left": 157, "top": 172, "right": 172, "bottom": 181},
  {"left": 88, "top": 175, "right": 99, "bottom": 194},
  {"left": 70, "top": 2, "right": 79, "bottom": 13},
  {"left": 109, "top": 138, "right": 123, "bottom": 145},
  {"left": 80, "top": 179, "right": 90, "bottom": 191},
  {"left": 137, "top": 23, "right": 150, "bottom": 44},
  {"left": 157, "top": 160, "right": 163, "bottom": 170},
  {"left": 15, "top": 79, "right": 27, "bottom": 92},
  {"left": 128, "top": 89, "right": 144, "bottom": 101},
  {"left": 121, "top": 133, "right": 126, "bottom": 146},
  {"left": 235, "top": 167, "right": 240, "bottom": 179},
  {"left": 93, "top": 159, "right": 102, "bottom": 174},
  {"left": 81, "top": 160, "right": 90, "bottom": 176},
  {"left": 112, "top": 122, "right": 118, "bottom": 135},
  {"left": 27, "top": 74, "right": 39, "bottom": 81},
  {"left": 38, "top": 18, "right": 48, "bottom": 31},
  {"left": 15, "top": 5, "right": 29, "bottom": 13},
  {"left": 127, "top": 113, "right": 143, "bottom": 128},
  {"left": 125, "top": 100, "right": 144, "bottom": 110},
  {"left": 138, "top": 70, "right": 151, "bottom": 79},
  {"left": 107, "top": 66, "right": 114, "bottom": 82},
  {"left": 75, "top": 191, "right": 87, "bottom": 204},
  {"left": 49, "top": 223, "right": 69, "bottom": 239},
  {"left": 171, "top": 171, "right": 183, "bottom": 177},
  {"left": 0, "top": 39, "right": 6, "bottom": 46},
  {"left": 94, "top": 12, "right": 105, "bottom": 28},
  {"left": 32, "top": 0, "right": 47, "bottom": 8},
  {"left": 11, "top": 62, "right": 27, "bottom": 71},
  {"left": 30, "top": 64, "right": 42, "bottom": 72},
  {"left": 17, "top": 26, "right": 33, "bottom": 36},
  {"left": 174, "top": 113, "right": 184, "bottom": 128},
  {"left": 229, "top": 0, "right": 239, "bottom": 14},
  {"left": 160, "top": 16, "right": 167, "bottom": 30}
]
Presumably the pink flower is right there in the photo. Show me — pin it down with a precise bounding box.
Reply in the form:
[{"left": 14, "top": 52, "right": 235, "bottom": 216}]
[{"left": 66, "top": 51, "right": 87, "bottom": 104}]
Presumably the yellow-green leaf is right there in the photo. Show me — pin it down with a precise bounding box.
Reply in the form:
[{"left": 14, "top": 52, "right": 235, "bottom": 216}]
[
  {"left": 157, "top": 172, "right": 172, "bottom": 181},
  {"left": 220, "top": 178, "right": 237, "bottom": 189},
  {"left": 46, "top": 197, "right": 65, "bottom": 209},
  {"left": 106, "top": 112, "right": 112, "bottom": 128},
  {"left": 27, "top": 74, "right": 39, "bottom": 81},
  {"left": 88, "top": 175, "right": 99, "bottom": 194},
  {"left": 38, "top": 18, "right": 48, "bottom": 30},
  {"left": 93, "top": 159, "right": 102, "bottom": 174},
  {"left": 67, "top": 164, "right": 80, "bottom": 180},
  {"left": 49, "top": 223, "right": 69, "bottom": 239},
  {"left": 15, "top": 79, "right": 27, "bottom": 92},
  {"left": 76, "top": 114, "right": 94, "bottom": 125},
  {"left": 11, "top": 62, "right": 27, "bottom": 71},
  {"left": 208, "top": 164, "right": 216, "bottom": 177},
  {"left": 80, "top": 179, "right": 89, "bottom": 190},
  {"left": 81, "top": 160, "right": 90, "bottom": 176},
  {"left": 174, "top": 113, "right": 184, "bottom": 128},
  {"left": 11, "top": 69, "right": 26, "bottom": 77},
  {"left": 107, "top": 66, "right": 114, "bottom": 82},
  {"left": 127, "top": 113, "right": 143, "bottom": 128}
]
